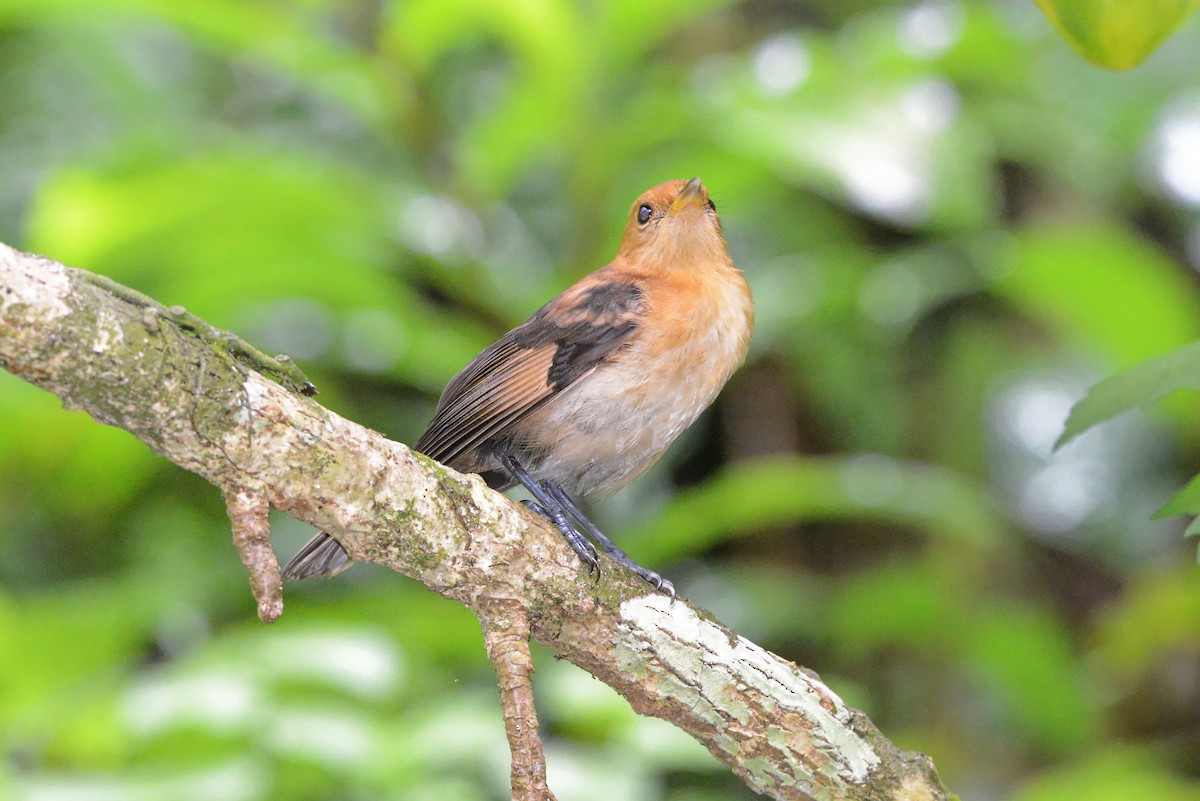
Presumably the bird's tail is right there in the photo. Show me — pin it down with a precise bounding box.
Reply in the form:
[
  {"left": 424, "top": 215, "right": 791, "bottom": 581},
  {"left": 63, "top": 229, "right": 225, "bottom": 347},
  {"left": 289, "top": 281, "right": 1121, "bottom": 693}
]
[{"left": 282, "top": 532, "right": 352, "bottom": 580}]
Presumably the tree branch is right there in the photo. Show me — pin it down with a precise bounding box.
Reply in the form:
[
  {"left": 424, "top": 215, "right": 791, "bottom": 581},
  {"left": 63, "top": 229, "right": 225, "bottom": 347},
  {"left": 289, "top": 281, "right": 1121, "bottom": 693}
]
[
  {"left": 225, "top": 488, "right": 283, "bottom": 623},
  {"left": 0, "top": 241, "right": 950, "bottom": 801},
  {"left": 480, "top": 600, "right": 556, "bottom": 801}
]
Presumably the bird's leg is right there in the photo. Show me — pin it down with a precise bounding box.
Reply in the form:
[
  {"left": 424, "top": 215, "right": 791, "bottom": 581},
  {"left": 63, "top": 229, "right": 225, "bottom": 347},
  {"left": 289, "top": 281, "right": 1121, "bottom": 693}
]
[
  {"left": 543, "top": 482, "right": 675, "bottom": 599},
  {"left": 500, "top": 454, "right": 600, "bottom": 573}
]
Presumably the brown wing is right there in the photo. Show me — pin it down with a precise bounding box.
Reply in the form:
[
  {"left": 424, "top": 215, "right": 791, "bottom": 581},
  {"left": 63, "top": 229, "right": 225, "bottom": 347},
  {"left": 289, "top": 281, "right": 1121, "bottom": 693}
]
[{"left": 415, "top": 276, "right": 647, "bottom": 468}]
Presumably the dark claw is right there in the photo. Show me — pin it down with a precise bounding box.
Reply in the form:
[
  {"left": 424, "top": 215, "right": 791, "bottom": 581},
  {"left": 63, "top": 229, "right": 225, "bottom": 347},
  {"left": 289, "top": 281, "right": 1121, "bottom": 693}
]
[
  {"left": 636, "top": 568, "right": 675, "bottom": 600},
  {"left": 521, "top": 498, "right": 549, "bottom": 520}
]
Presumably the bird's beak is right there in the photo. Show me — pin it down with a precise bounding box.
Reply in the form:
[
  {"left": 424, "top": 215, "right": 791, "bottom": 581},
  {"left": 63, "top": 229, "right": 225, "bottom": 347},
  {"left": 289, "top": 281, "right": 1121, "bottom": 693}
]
[{"left": 667, "top": 177, "right": 705, "bottom": 216}]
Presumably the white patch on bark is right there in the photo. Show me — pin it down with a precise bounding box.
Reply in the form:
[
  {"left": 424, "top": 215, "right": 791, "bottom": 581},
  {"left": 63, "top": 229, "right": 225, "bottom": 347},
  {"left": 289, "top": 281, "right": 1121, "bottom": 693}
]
[
  {"left": 0, "top": 243, "right": 72, "bottom": 321},
  {"left": 619, "top": 594, "right": 880, "bottom": 783},
  {"left": 236, "top": 373, "right": 274, "bottom": 426},
  {"left": 91, "top": 307, "right": 124, "bottom": 352},
  {"left": 242, "top": 372, "right": 274, "bottom": 407}
]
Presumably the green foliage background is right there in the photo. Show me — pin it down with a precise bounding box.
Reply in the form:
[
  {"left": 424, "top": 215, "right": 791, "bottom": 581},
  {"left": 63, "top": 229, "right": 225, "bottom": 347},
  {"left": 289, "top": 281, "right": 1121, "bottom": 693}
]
[{"left": 2, "top": 1, "right": 1200, "bottom": 799}]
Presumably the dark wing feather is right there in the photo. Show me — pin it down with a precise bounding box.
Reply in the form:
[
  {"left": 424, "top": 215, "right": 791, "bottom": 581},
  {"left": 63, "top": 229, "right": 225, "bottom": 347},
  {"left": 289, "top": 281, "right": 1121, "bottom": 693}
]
[{"left": 415, "top": 278, "right": 647, "bottom": 467}]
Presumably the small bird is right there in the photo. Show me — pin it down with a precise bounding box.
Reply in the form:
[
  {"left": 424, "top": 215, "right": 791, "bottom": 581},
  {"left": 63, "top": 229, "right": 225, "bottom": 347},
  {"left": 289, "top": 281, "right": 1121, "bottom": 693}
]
[{"left": 283, "top": 177, "right": 753, "bottom": 596}]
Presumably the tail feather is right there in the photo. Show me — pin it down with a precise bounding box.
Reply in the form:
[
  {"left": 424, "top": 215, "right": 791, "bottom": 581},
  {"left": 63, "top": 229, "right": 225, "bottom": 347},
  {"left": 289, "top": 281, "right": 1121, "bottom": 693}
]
[{"left": 282, "top": 532, "right": 352, "bottom": 580}]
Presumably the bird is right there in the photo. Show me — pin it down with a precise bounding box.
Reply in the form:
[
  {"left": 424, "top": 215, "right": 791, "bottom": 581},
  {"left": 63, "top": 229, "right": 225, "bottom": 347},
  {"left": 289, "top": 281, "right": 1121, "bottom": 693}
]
[{"left": 283, "top": 177, "right": 754, "bottom": 597}]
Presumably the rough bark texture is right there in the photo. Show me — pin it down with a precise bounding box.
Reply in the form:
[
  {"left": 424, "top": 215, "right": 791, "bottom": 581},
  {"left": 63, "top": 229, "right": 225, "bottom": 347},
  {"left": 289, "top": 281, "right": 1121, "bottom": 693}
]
[
  {"left": 481, "top": 601, "right": 556, "bottom": 801},
  {"left": 226, "top": 489, "right": 284, "bottom": 623},
  {"left": 0, "top": 242, "right": 951, "bottom": 801}
]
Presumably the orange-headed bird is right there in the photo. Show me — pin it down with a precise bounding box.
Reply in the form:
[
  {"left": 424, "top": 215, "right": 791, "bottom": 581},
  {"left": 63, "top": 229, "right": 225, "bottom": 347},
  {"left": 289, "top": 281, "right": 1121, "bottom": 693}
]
[{"left": 284, "top": 178, "right": 754, "bottom": 596}]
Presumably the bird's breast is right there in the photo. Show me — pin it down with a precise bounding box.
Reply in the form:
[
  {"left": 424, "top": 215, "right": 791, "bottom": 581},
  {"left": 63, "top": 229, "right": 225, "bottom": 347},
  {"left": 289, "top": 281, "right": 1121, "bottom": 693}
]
[{"left": 526, "top": 265, "right": 753, "bottom": 496}]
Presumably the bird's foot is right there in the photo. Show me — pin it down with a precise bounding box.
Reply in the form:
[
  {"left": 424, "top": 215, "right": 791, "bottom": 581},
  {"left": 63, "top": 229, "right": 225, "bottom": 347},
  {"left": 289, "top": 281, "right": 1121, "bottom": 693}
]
[{"left": 522, "top": 499, "right": 600, "bottom": 574}]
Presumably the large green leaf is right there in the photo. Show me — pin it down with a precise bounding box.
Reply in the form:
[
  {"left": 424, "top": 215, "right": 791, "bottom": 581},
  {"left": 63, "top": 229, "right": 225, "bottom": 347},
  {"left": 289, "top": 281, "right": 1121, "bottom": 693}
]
[
  {"left": 1056, "top": 340, "right": 1200, "bottom": 556},
  {"left": 1057, "top": 339, "right": 1200, "bottom": 448},
  {"left": 1034, "top": 0, "right": 1200, "bottom": 69}
]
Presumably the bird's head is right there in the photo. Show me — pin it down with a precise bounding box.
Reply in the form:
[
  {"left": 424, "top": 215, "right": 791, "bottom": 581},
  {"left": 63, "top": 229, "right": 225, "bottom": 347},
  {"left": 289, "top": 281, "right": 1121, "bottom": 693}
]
[{"left": 616, "top": 177, "right": 728, "bottom": 271}]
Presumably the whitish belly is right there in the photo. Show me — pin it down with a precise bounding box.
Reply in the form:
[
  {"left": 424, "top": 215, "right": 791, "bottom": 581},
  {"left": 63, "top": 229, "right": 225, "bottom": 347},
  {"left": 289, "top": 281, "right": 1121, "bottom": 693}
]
[{"left": 532, "top": 342, "right": 735, "bottom": 496}]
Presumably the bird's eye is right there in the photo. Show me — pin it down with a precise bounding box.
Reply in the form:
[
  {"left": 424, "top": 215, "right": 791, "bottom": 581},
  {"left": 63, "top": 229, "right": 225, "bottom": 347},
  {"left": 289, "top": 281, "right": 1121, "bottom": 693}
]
[{"left": 637, "top": 204, "right": 653, "bottom": 225}]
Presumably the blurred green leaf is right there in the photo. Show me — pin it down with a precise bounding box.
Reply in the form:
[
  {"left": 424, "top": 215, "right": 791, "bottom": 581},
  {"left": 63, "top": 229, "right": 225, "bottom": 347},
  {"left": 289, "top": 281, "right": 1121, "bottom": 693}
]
[
  {"left": 827, "top": 560, "right": 972, "bottom": 657},
  {"left": 383, "top": 0, "right": 588, "bottom": 192},
  {"left": 0, "top": 0, "right": 388, "bottom": 123},
  {"left": 996, "top": 224, "right": 1200, "bottom": 370},
  {"left": 1093, "top": 564, "right": 1200, "bottom": 681},
  {"left": 25, "top": 152, "right": 493, "bottom": 391},
  {"left": 0, "top": 579, "right": 159, "bottom": 739},
  {"left": 702, "top": 30, "right": 1000, "bottom": 231},
  {"left": 596, "top": 0, "right": 735, "bottom": 64},
  {"left": 0, "top": 374, "right": 160, "bottom": 520},
  {"left": 1034, "top": 0, "right": 1200, "bottom": 70},
  {"left": 629, "top": 455, "right": 1005, "bottom": 563},
  {"left": 965, "top": 605, "right": 1097, "bottom": 754},
  {"left": 1056, "top": 341, "right": 1200, "bottom": 558},
  {"left": 1057, "top": 339, "right": 1200, "bottom": 448},
  {"left": 1010, "top": 748, "right": 1200, "bottom": 801},
  {"left": 26, "top": 152, "right": 395, "bottom": 316}
]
